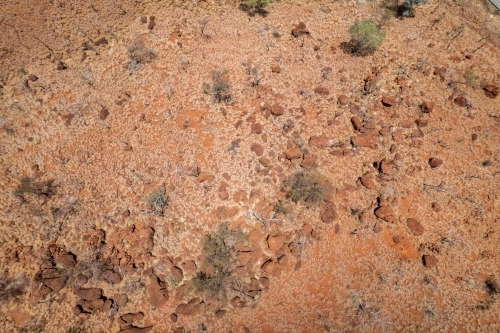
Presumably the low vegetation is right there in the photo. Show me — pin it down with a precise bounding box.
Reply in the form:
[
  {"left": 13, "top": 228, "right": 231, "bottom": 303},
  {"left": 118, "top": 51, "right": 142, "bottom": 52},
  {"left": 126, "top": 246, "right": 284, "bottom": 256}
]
[
  {"left": 144, "top": 187, "right": 168, "bottom": 215},
  {"left": 203, "top": 70, "right": 233, "bottom": 103},
  {"left": 348, "top": 19, "right": 386, "bottom": 56},
  {"left": 0, "top": 276, "right": 27, "bottom": 303},
  {"left": 127, "top": 42, "right": 156, "bottom": 73},
  {"left": 284, "top": 171, "right": 327, "bottom": 205},
  {"left": 14, "top": 177, "right": 56, "bottom": 201},
  {"left": 188, "top": 224, "right": 246, "bottom": 299},
  {"left": 240, "top": 0, "right": 271, "bottom": 16},
  {"left": 463, "top": 68, "right": 480, "bottom": 87}
]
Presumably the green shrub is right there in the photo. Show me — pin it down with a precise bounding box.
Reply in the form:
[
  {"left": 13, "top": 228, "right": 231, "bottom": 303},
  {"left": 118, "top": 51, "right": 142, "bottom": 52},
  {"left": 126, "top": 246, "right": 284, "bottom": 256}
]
[
  {"left": 284, "top": 171, "right": 327, "bottom": 205},
  {"left": 240, "top": 0, "right": 271, "bottom": 16},
  {"left": 205, "top": 70, "right": 232, "bottom": 103},
  {"left": 14, "top": 177, "right": 56, "bottom": 200},
  {"left": 348, "top": 20, "right": 386, "bottom": 56},
  {"left": 188, "top": 223, "right": 246, "bottom": 298},
  {"left": 463, "top": 69, "right": 480, "bottom": 88},
  {"left": 274, "top": 200, "right": 289, "bottom": 214},
  {"left": 144, "top": 187, "right": 168, "bottom": 215}
]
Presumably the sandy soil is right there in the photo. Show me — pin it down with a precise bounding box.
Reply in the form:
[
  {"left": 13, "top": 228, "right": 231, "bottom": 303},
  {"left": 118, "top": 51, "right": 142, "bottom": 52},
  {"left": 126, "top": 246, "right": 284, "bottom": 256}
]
[{"left": 1, "top": 0, "right": 500, "bottom": 332}]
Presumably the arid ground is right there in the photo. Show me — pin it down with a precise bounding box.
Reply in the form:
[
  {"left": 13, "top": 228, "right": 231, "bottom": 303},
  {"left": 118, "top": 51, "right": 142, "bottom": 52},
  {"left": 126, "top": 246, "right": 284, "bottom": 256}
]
[{"left": 1, "top": 0, "right": 500, "bottom": 332}]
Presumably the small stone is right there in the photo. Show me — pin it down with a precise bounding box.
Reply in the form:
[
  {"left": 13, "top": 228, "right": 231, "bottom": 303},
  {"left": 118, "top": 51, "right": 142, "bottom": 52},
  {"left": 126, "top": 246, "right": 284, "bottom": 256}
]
[
  {"left": 270, "top": 103, "right": 285, "bottom": 116},
  {"left": 338, "top": 94, "right": 349, "bottom": 105},
  {"left": 75, "top": 288, "right": 103, "bottom": 301},
  {"left": 406, "top": 218, "right": 424, "bottom": 236},
  {"left": 292, "top": 22, "right": 309, "bottom": 37},
  {"left": 431, "top": 202, "right": 441, "bottom": 212},
  {"left": 309, "top": 135, "right": 328, "bottom": 149},
  {"left": 170, "top": 313, "right": 178, "bottom": 322},
  {"left": 285, "top": 147, "right": 303, "bottom": 160},
  {"left": 360, "top": 174, "right": 375, "bottom": 189},
  {"left": 28, "top": 74, "right": 39, "bottom": 81},
  {"left": 251, "top": 123, "right": 262, "bottom": 134},
  {"left": 301, "top": 154, "right": 318, "bottom": 169},
  {"left": 416, "top": 119, "right": 428, "bottom": 128},
  {"left": 148, "top": 16, "right": 156, "bottom": 30},
  {"left": 374, "top": 206, "right": 395, "bottom": 223},
  {"left": 454, "top": 96, "right": 468, "bottom": 107},
  {"left": 422, "top": 255, "right": 438, "bottom": 268},
  {"left": 483, "top": 84, "right": 499, "bottom": 99},
  {"left": 428, "top": 157, "right": 443, "bottom": 168},
  {"left": 251, "top": 143, "right": 264, "bottom": 156},
  {"left": 314, "top": 87, "right": 329, "bottom": 96},
  {"left": 351, "top": 117, "right": 362, "bottom": 131},
  {"left": 54, "top": 254, "right": 76, "bottom": 268},
  {"left": 271, "top": 66, "right": 281, "bottom": 73},
  {"left": 471, "top": 133, "right": 478, "bottom": 141},
  {"left": 422, "top": 101, "right": 434, "bottom": 113},
  {"left": 382, "top": 96, "right": 396, "bottom": 107},
  {"left": 95, "top": 37, "right": 108, "bottom": 46},
  {"left": 267, "top": 234, "right": 286, "bottom": 252},
  {"left": 320, "top": 202, "right": 337, "bottom": 223}
]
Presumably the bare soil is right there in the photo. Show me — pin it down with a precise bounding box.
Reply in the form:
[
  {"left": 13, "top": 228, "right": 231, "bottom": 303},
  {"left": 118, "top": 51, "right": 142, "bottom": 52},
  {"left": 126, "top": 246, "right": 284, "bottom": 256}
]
[{"left": 1, "top": 0, "right": 500, "bottom": 332}]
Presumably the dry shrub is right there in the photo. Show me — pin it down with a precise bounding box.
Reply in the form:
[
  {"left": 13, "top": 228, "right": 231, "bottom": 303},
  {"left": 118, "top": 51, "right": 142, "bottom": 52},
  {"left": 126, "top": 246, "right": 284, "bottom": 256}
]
[{"left": 284, "top": 171, "right": 327, "bottom": 205}]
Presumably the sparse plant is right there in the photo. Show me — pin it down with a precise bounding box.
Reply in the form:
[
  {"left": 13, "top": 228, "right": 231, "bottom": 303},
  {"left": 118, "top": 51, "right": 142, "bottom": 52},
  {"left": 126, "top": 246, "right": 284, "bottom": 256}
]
[
  {"left": 347, "top": 20, "right": 386, "bottom": 56},
  {"left": 240, "top": 0, "right": 271, "bottom": 16},
  {"left": 199, "top": 17, "right": 209, "bottom": 36},
  {"left": 463, "top": 69, "right": 480, "bottom": 88},
  {"left": 126, "top": 40, "right": 156, "bottom": 73},
  {"left": 284, "top": 171, "right": 327, "bottom": 205},
  {"left": 398, "top": 0, "right": 428, "bottom": 18},
  {"left": 0, "top": 275, "right": 27, "bottom": 303},
  {"left": 242, "top": 61, "right": 261, "bottom": 87},
  {"left": 274, "top": 200, "right": 289, "bottom": 215},
  {"left": 204, "top": 70, "right": 232, "bottom": 103},
  {"left": 188, "top": 224, "right": 246, "bottom": 299},
  {"left": 14, "top": 177, "right": 56, "bottom": 201},
  {"left": 143, "top": 187, "right": 168, "bottom": 215}
]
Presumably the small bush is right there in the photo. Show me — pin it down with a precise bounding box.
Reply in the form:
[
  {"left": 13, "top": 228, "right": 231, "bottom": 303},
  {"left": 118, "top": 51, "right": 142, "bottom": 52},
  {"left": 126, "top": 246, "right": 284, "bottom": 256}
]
[
  {"left": 205, "top": 70, "right": 232, "bottom": 103},
  {"left": 144, "top": 187, "right": 168, "bottom": 215},
  {"left": 240, "top": 0, "right": 271, "bottom": 16},
  {"left": 188, "top": 223, "right": 246, "bottom": 299},
  {"left": 284, "top": 171, "right": 327, "bottom": 205},
  {"left": 398, "top": 0, "right": 428, "bottom": 18},
  {"left": 127, "top": 42, "right": 156, "bottom": 73},
  {"left": 274, "top": 200, "right": 289, "bottom": 214},
  {"left": 463, "top": 69, "right": 480, "bottom": 88},
  {"left": 0, "top": 276, "right": 27, "bottom": 303},
  {"left": 348, "top": 20, "right": 386, "bottom": 56},
  {"left": 14, "top": 177, "right": 56, "bottom": 200}
]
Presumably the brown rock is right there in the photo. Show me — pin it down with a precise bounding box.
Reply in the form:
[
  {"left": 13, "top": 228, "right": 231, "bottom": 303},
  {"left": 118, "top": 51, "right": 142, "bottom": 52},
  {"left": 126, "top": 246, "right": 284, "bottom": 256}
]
[
  {"left": 320, "top": 202, "right": 337, "bottom": 223},
  {"left": 285, "top": 148, "right": 303, "bottom": 160},
  {"left": 271, "top": 103, "right": 285, "bottom": 116},
  {"left": 454, "top": 96, "right": 468, "bottom": 107},
  {"left": 483, "top": 84, "right": 499, "bottom": 99},
  {"left": 271, "top": 66, "right": 281, "bottom": 73},
  {"left": 95, "top": 37, "right": 108, "bottom": 46},
  {"left": 338, "top": 94, "right": 349, "bottom": 105},
  {"left": 292, "top": 22, "right": 309, "bottom": 37},
  {"left": 428, "top": 157, "right": 443, "bottom": 168},
  {"left": 248, "top": 229, "right": 264, "bottom": 243},
  {"left": 251, "top": 123, "right": 262, "bottom": 134},
  {"left": 170, "top": 266, "right": 183, "bottom": 282},
  {"left": 301, "top": 154, "right": 318, "bottom": 169},
  {"left": 267, "top": 234, "right": 286, "bottom": 252},
  {"left": 406, "top": 218, "right": 424, "bottom": 236},
  {"left": 258, "top": 157, "right": 271, "bottom": 167},
  {"left": 374, "top": 206, "right": 395, "bottom": 223},
  {"left": 431, "top": 202, "right": 441, "bottom": 212},
  {"left": 422, "top": 255, "right": 438, "bottom": 268},
  {"left": 43, "top": 277, "right": 67, "bottom": 293},
  {"left": 28, "top": 74, "right": 39, "bottom": 81},
  {"left": 176, "top": 298, "right": 202, "bottom": 316},
  {"left": 352, "top": 132, "right": 378, "bottom": 148},
  {"left": 259, "top": 277, "right": 270, "bottom": 288},
  {"left": 251, "top": 143, "right": 264, "bottom": 156},
  {"left": 115, "top": 294, "right": 128, "bottom": 307},
  {"left": 98, "top": 107, "right": 109, "bottom": 120},
  {"left": 233, "top": 190, "right": 247, "bottom": 203},
  {"left": 416, "top": 119, "right": 428, "bottom": 128},
  {"left": 382, "top": 96, "right": 396, "bottom": 106},
  {"left": 421, "top": 101, "right": 434, "bottom": 113},
  {"left": 75, "top": 288, "right": 103, "bottom": 301},
  {"left": 54, "top": 254, "right": 76, "bottom": 268},
  {"left": 118, "top": 327, "right": 153, "bottom": 333},
  {"left": 434, "top": 67, "right": 446, "bottom": 81},
  {"left": 314, "top": 87, "right": 329, "bottom": 95},
  {"left": 197, "top": 172, "right": 214, "bottom": 183},
  {"left": 101, "top": 269, "right": 122, "bottom": 284},
  {"left": 148, "top": 16, "right": 156, "bottom": 30},
  {"left": 360, "top": 174, "right": 375, "bottom": 189},
  {"left": 148, "top": 275, "right": 168, "bottom": 307},
  {"left": 170, "top": 313, "right": 178, "bottom": 322},
  {"left": 309, "top": 135, "right": 328, "bottom": 149},
  {"left": 351, "top": 117, "right": 363, "bottom": 131},
  {"left": 380, "top": 159, "right": 393, "bottom": 175}
]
